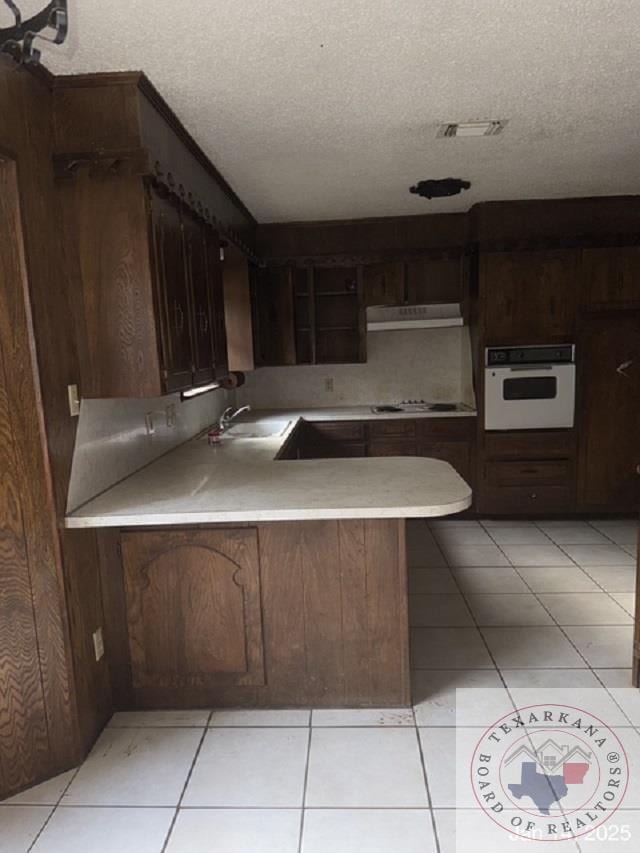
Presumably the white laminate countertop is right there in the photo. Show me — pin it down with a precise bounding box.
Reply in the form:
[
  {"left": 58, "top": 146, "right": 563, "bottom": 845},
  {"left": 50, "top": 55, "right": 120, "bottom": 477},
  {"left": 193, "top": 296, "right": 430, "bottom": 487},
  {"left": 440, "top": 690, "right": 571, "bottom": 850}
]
[{"left": 65, "top": 408, "right": 475, "bottom": 528}]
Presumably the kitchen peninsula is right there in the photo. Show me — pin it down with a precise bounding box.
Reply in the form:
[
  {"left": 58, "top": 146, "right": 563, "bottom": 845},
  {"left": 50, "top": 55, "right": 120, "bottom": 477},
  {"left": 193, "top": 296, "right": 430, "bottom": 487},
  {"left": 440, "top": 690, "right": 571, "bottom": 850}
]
[{"left": 66, "top": 411, "right": 472, "bottom": 710}]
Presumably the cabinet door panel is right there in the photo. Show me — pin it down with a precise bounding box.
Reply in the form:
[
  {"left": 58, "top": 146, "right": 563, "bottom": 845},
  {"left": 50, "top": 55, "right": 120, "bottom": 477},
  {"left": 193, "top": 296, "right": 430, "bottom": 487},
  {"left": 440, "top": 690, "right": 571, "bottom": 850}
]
[
  {"left": 148, "top": 187, "right": 193, "bottom": 390},
  {"left": 406, "top": 256, "right": 462, "bottom": 305},
  {"left": 208, "top": 233, "right": 228, "bottom": 377},
  {"left": 183, "top": 212, "right": 214, "bottom": 385},
  {"left": 578, "top": 311, "right": 640, "bottom": 510},
  {"left": 254, "top": 267, "right": 296, "bottom": 366},
  {"left": 583, "top": 248, "right": 640, "bottom": 307},
  {"left": 419, "top": 441, "right": 472, "bottom": 484},
  {"left": 122, "top": 529, "right": 264, "bottom": 689},
  {"left": 481, "top": 250, "right": 578, "bottom": 344},
  {"left": 363, "top": 262, "right": 405, "bottom": 307}
]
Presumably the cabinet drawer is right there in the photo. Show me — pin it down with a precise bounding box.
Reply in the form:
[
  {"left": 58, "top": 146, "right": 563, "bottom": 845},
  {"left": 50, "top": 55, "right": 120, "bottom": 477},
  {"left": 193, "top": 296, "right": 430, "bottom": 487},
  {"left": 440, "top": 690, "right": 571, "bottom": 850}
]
[
  {"left": 369, "top": 440, "right": 417, "bottom": 457},
  {"left": 487, "top": 458, "right": 571, "bottom": 487},
  {"left": 484, "top": 430, "right": 574, "bottom": 458},
  {"left": 478, "top": 485, "right": 573, "bottom": 515},
  {"left": 369, "top": 420, "right": 416, "bottom": 440},
  {"left": 418, "top": 417, "right": 475, "bottom": 440},
  {"left": 308, "top": 421, "right": 367, "bottom": 442}
]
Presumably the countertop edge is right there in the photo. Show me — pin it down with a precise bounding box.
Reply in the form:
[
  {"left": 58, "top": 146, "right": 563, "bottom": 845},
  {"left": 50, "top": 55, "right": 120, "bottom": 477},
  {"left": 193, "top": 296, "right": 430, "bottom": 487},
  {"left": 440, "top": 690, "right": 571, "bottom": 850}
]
[{"left": 64, "top": 492, "right": 472, "bottom": 528}]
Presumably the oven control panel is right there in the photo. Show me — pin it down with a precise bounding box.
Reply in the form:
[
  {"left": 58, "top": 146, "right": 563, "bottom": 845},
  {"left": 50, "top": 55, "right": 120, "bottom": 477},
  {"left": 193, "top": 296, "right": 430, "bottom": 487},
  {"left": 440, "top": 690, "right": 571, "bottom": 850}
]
[{"left": 487, "top": 344, "right": 575, "bottom": 366}]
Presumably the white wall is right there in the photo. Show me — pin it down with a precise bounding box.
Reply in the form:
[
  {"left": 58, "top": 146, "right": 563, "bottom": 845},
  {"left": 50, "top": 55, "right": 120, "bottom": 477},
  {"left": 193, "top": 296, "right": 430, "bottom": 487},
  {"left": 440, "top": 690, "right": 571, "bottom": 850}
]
[
  {"left": 67, "top": 387, "right": 234, "bottom": 512},
  {"left": 238, "top": 327, "right": 476, "bottom": 409}
]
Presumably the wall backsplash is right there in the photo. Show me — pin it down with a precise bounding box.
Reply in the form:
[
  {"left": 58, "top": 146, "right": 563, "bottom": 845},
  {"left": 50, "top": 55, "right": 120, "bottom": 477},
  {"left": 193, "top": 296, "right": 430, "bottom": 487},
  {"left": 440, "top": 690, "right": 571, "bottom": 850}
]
[
  {"left": 67, "top": 387, "right": 235, "bottom": 512},
  {"left": 238, "top": 327, "right": 476, "bottom": 409}
]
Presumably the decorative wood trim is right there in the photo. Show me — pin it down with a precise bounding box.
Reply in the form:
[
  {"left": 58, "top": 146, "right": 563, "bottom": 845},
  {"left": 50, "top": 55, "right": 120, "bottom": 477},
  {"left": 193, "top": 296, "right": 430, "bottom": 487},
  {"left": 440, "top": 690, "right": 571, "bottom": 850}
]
[
  {"left": 53, "top": 71, "right": 257, "bottom": 227},
  {"left": 53, "top": 148, "right": 151, "bottom": 179}
]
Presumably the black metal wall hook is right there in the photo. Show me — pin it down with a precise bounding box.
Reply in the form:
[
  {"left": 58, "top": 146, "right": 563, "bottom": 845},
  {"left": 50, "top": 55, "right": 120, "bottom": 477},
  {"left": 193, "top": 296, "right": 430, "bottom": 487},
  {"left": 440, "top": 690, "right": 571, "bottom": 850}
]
[{"left": 1, "top": 0, "right": 68, "bottom": 64}]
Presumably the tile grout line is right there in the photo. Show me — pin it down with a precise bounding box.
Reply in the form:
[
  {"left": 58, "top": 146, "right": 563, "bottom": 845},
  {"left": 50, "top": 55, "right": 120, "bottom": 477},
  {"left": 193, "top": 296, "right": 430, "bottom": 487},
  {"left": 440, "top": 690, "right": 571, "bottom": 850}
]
[
  {"left": 530, "top": 519, "right": 637, "bottom": 618},
  {"left": 411, "top": 704, "right": 442, "bottom": 853},
  {"left": 297, "top": 713, "right": 313, "bottom": 853},
  {"left": 26, "top": 764, "right": 83, "bottom": 852},
  {"left": 481, "top": 522, "right": 640, "bottom": 733},
  {"left": 160, "top": 711, "right": 213, "bottom": 853},
  {"left": 419, "top": 522, "right": 584, "bottom": 849}
]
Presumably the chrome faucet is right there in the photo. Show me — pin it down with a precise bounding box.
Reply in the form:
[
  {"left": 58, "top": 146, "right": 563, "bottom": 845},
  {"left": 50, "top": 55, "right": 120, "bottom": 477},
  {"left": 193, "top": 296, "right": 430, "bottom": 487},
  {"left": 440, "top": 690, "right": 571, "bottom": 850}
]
[{"left": 218, "top": 405, "right": 251, "bottom": 432}]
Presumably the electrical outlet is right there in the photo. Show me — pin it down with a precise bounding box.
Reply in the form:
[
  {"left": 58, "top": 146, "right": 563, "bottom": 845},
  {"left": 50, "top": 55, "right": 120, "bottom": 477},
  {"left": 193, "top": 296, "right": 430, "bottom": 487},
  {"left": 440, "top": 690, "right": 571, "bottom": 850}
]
[
  {"left": 92, "top": 627, "right": 104, "bottom": 662},
  {"left": 165, "top": 404, "right": 177, "bottom": 428},
  {"left": 325, "top": 377, "right": 334, "bottom": 392}
]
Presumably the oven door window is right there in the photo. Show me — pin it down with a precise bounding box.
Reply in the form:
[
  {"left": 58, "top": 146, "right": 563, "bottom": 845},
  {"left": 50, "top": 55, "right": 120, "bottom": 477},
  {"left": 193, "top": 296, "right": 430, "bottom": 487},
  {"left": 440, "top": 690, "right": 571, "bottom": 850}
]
[{"left": 503, "top": 376, "right": 557, "bottom": 400}]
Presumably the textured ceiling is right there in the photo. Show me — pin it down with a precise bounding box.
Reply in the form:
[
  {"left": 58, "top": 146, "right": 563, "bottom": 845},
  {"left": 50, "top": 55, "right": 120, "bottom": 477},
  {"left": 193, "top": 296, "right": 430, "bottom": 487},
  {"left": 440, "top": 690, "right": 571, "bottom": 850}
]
[{"left": 20, "top": 0, "right": 640, "bottom": 221}]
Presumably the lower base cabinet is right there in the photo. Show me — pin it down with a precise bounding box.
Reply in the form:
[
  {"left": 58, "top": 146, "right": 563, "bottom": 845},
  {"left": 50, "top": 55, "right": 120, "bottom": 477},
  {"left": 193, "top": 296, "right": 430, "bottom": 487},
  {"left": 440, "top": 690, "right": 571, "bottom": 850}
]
[
  {"left": 121, "top": 529, "right": 265, "bottom": 692},
  {"left": 112, "top": 519, "right": 410, "bottom": 709},
  {"left": 477, "top": 430, "right": 576, "bottom": 515}
]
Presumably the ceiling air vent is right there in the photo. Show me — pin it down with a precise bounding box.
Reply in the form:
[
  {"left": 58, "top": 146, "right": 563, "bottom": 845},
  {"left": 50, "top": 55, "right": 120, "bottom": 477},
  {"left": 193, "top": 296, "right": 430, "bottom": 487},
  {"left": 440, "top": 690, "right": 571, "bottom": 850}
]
[{"left": 437, "top": 120, "right": 507, "bottom": 138}]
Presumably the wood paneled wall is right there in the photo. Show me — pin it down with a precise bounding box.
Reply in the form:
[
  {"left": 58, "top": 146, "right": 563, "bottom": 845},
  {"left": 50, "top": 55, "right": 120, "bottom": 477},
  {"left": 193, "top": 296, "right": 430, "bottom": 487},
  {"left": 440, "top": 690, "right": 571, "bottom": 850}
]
[{"left": 0, "top": 57, "right": 113, "bottom": 791}]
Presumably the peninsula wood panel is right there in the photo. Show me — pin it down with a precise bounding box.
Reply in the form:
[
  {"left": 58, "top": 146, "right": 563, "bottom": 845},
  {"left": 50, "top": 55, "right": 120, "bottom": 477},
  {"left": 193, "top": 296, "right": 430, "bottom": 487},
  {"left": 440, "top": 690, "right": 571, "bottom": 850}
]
[
  {"left": 104, "top": 520, "right": 409, "bottom": 708},
  {"left": 258, "top": 519, "right": 410, "bottom": 707},
  {"left": 122, "top": 529, "right": 264, "bottom": 690}
]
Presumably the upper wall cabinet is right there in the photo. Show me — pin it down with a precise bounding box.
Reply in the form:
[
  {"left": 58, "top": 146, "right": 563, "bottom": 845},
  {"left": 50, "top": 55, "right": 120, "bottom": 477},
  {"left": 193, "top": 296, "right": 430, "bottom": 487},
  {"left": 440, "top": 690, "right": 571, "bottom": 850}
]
[
  {"left": 362, "top": 255, "right": 465, "bottom": 308},
  {"left": 582, "top": 247, "right": 640, "bottom": 308},
  {"left": 253, "top": 265, "right": 366, "bottom": 366},
  {"left": 363, "top": 261, "right": 405, "bottom": 307},
  {"left": 480, "top": 250, "right": 579, "bottom": 345},
  {"left": 406, "top": 255, "right": 464, "bottom": 305},
  {"left": 53, "top": 73, "right": 255, "bottom": 397}
]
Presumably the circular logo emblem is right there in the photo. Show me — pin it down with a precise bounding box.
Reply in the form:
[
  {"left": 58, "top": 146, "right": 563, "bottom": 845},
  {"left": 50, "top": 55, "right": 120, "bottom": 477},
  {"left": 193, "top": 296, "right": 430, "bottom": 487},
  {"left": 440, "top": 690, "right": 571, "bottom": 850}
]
[{"left": 471, "top": 704, "right": 629, "bottom": 842}]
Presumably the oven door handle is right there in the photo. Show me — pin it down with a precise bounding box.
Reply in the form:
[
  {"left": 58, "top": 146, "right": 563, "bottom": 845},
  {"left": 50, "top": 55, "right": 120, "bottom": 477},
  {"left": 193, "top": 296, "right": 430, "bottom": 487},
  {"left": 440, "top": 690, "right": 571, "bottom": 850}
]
[{"left": 507, "top": 365, "right": 554, "bottom": 372}]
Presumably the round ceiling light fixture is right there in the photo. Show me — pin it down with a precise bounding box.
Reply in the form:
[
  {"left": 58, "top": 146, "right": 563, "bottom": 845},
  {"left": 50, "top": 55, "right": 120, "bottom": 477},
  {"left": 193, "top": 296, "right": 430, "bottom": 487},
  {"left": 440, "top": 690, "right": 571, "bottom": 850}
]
[{"left": 409, "top": 178, "right": 471, "bottom": 199}]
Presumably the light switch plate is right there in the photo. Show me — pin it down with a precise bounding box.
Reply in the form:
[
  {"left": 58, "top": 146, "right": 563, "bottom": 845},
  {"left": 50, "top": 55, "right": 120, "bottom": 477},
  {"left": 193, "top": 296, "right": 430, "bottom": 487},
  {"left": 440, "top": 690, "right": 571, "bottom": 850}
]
[
  {"left": 92, "top": 627, "right": 104, "bottom": 662},
  {"left": 67, "top": 384, "right": 80, "bottom": 417}
]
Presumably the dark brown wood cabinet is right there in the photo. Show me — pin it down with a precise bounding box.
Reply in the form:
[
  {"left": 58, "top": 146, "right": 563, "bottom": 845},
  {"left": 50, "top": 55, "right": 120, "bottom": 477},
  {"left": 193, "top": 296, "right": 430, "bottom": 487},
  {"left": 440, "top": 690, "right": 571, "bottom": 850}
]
[
  {"left": 254, "top": 264, "right": 366, "bottom": 365},
  {"left": 577, "top": 310, "right": 640, "bottom": 511},
  {"left": 295, "top": 417, "right": 476, "bottom": 490},
  {"left": 121, "top": 529, "right": 265, "bottom": 691},
  {"left": 363, "top": 261, "right": 405, "bottom": 307},
  {"left": 481, "top": 250, "right": 578, "bottom": 345},
  {"left": 148, "top": 186, "right": 193, "bottom": 391},
  {"left": 582, "top": 248, "right": 640, "bottom": 308},
  {"left": 406, "top": 255, "right": 464, "bottom": 305},
  {"left": 107, "top": 520, "right": 410, "bottom": 708},
  {"left": 54, "top": 73, "right": 254, "bottom": 397},
  {"left": 477, "top": 430, "right": 577, "bottom": 514}
]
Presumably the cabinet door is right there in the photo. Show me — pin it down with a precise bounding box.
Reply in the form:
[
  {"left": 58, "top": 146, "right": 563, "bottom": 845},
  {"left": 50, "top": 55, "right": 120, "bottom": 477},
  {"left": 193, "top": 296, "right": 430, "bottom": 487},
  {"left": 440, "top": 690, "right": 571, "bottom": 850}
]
[
  {"left": 183, "top": 212, "right": 214, "bottom": 386},
  {"left": 481, "top": 250, "right": 578, "bottom": 344},
  {"left": 406, "top": 256, "right": 463, "bottom": 305},
  {"left": 122, "top": 529, "right": 265, "bottom": 690},
  {"left": 254, "top": 267, "right": 296, "bottom": 365},
  {"left": 207, "top": 231, "right": 229, "bottom": 377},
  {"left": 363, "top": 262, "right": 405, "bottom": 307},
  {"left": 148, "top": 187, "right": 193, "bottom": 391},
  {"left": 578, "top": 311, "right": 640, "bottom": 510},
  {"left": 583, "top": 247, "right": 640, "bottom": 308},
  {"left": 419, "top": 441, "right": 472, "bottom": 484}
]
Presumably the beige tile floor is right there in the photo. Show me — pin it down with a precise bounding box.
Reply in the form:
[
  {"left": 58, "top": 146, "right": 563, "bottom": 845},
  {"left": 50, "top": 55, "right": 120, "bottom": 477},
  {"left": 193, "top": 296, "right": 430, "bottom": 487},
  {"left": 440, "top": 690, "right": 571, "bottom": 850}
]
[{"left": 1, "top": 518, "right": 638, "bottom": 852}]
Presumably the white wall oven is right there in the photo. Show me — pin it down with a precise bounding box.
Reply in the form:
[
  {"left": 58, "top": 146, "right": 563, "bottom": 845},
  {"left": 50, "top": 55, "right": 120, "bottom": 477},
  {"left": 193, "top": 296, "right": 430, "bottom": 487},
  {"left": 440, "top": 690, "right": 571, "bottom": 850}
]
[{"left": 484, "top": 345, "right": 576, "bottom": 431}]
